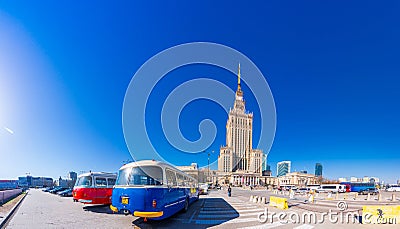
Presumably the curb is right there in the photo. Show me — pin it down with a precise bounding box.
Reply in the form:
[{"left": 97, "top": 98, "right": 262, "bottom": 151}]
[{"left": 0, "top": 191, "right": 28, "bottom": 229}]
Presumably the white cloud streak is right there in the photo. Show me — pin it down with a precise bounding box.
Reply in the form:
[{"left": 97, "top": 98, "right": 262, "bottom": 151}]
[{"left": 4, "top": 127, "right": 14, "bottom": 135}]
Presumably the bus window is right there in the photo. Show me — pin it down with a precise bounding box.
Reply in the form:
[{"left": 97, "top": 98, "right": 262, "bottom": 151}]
[
  {"left": 116, "top": 168, "right": 131, "bottom": 185},
  {"left": 96, "top": 177, "right": 107, "bottom": 187},
  {"left": 107, "top": 178, "right": 116, "bottom": 187},
  {"left": 166, "top": 169, "right": 177, "bottom": 186},
  {"left": 76, "top": 176, "right": 92, "bottom": 187},
  {"left": 129, "top": 166, "right": 163, "bottom": 186}
]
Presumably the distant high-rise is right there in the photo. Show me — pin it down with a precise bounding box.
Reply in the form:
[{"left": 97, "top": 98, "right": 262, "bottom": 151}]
[
  {"left": 277, "top": 161, "right": 291, "bottom": 177},
  {"left": 69, "top": 171, "right": 78, "bottom": 182},
  {"left": 262, "top": 164, "right": 272, "bottom": 176},
  {"left": 315, "top": 163, "right": 323, "bottom": 177}
]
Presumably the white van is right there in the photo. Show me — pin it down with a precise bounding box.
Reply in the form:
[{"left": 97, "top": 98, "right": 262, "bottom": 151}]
[
  {"left": 317, "top": 184, "right": 346, "bottom": 193},
  {"left": 386, "top": 185, "right": 400, "bottom": 192},
  {"left": 307, "top": 185, "right": 321, "bottom": 191}
]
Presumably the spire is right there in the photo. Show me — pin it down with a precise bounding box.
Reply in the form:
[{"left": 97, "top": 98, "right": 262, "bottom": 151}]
[
  {"left": 238, "top": 63, "right": 241, "bottom": 86},
  {"left": 236, "top": 63, "right": 243, "bottom": 96}
]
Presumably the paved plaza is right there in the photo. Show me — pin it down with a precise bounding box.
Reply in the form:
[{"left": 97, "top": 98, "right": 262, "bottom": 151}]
[{"left": 4, "top": 188, "right": 399, "bottom": 228}]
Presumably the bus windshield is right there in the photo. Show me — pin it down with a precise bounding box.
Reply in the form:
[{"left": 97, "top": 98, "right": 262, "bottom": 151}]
[
  {"left": 76, "top": 176, "right": 92, "bottom": 187},
  {"left": 116, "top": 166, "right": 163, "bottom": 186}
]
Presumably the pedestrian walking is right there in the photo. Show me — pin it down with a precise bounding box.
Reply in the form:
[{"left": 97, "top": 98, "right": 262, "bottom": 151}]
[{"left": 228, "top": 186, "right": 232, "bottom": 197}]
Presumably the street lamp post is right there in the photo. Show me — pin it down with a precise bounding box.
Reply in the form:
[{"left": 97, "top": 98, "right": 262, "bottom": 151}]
[{"left": 207, "top": 150, "right": 214, "bottom": 184}]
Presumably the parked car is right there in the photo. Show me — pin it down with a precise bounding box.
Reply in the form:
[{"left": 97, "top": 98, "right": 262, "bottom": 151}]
[
  {"left": 42, "top": 187, "right": 53, "bottom": 192},
  {"left": 49, "top": 187, "right": 67, "bottom": 194},
  {"left": 296, "top": 188, "right": 310, "bottom": 194},
  {"left": 199, "top": 183, "right": 209, "bottom": 195},
  {"left": 358, "top": 188, "right": 379, "bottom": 195},
  {"left": 58, "top": 188, "right": 73, "bottom": 197}
]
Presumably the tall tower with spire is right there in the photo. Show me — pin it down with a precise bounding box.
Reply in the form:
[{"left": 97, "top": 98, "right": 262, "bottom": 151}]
[{"left": 218, "top": 64, "right": 263, "bottom": 174}]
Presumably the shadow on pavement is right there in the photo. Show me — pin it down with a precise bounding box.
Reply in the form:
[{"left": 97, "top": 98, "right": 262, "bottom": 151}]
[
  {"left": 83, "top": 204, "right": 117, "bottom": 214},
  {"left": 133, "top": 198, "right": 239, "bottom": 228}
]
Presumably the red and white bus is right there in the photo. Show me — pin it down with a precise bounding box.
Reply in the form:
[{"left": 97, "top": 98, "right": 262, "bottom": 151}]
[{"left": 73, "top": 172, "right": 117, "bottom": 205}]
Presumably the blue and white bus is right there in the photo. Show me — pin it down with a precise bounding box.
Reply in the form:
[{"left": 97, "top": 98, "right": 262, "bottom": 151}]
[
  {"left": 110, "top": 160, "right": 199, "bottom": 220},
  {"left": 341, "top": 182, "right": 375, "bottom": 192}
]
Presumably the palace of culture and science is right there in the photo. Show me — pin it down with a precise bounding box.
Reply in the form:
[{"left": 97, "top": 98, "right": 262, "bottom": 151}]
[
  {"left": 218, "top": 64, "right": 263, "bottom": 173},
  {"left": 178, "top": 64, "right": 319, "bottom": 187},
  {"left": 217, "top": 64, "right": 264, "bottom": 186}
]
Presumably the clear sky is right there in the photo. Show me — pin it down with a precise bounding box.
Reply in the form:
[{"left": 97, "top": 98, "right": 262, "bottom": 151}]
[{"left": 0, "top": 1, "right": 399, "bottom": 183}]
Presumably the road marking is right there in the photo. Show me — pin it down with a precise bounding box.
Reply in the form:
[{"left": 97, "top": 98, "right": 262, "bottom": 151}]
[
  {"left": 197, "top": 214, "right": 239, "bottom": 219},
  {"left": 187, "top": 209, "right": 197, "bottom": 224},
  {"left": 236, "top": 208, "right": 265, "bottom": 213},
  {"left": 231, "top": 205, "right": 260, "bottom": 208},
  {"left": 194, "top": 217, "right": 261, "bottom": 225},
  {"left": 238, "top": 221, "right": 285, "bottom": 229},
  {"left": 225, "top": 217, "right": 261, "bottom": 224},
  {"left": 293, "top": 224, "right": 314, "bottom": 229},
  {"left": 199, "top": 210, "right": 238, "bottom": 214},
  {"left": 194, "top": 219, "right": 231, "bottom": 224},
  {"left": 199, "top": 208, "right": 261, "bottom": 215},
  {"left": 239, "top": 212, "right": 262, "bottom": 217}
]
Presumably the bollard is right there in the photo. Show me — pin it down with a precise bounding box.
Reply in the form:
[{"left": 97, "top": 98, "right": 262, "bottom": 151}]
[
  {"left": 354, "top": 193, "right": 358, "bottom": 200},
  {"left": 367, "top": 193, "right": 370, "bottom": 201},
  {"left": 308, "top": 194, "right": 314, "bottom": 203},
  {"left": 378, "top": 193, "right": 382, "bottom": 201},
  {"left": 289, "top": 190, "right": 295, "bottom": 199},
  {"left": 335, "top": 192, "right": 339, "bottom": 200},
  {"left": 261, "top": 196, "right": 266, "bottom": 204},
  {"left": 392, "top": 193, "right": 396, "bottom": 201},
  {"left": 250, "top": 195, "right": 254, "bottom": 202},
  {"left": 258, "top": 197, "right": 262, "bottom": 203},
  {"left": 344, "top": 193, "right": 347, "bottom": 200}
]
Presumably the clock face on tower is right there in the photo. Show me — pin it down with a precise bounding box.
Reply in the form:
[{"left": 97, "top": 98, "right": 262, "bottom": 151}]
[{"left": 237, "top": 104, "right": 244, "bottom": 110}]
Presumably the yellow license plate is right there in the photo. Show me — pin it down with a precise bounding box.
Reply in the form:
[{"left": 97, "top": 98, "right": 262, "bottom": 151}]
[{"left": 121, "top": 197, "right": 129, "bottom": 205}]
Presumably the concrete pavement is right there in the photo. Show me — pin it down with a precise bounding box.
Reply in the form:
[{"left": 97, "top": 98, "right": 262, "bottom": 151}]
[{"left": 5, "top": 188, "right": 400, "bottom": 228}]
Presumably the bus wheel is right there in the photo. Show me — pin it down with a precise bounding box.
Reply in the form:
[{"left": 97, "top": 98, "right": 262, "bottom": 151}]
[{"left": 183, "top": 198, "right": 189, "bottom": 212}]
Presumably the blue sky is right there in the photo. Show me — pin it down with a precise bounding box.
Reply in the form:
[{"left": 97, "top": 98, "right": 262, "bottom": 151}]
[{"left": 0, "top": 1, "right": 399, "bottom": 183}]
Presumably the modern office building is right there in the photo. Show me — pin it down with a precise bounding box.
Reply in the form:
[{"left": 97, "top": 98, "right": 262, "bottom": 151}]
[
  {"left": 277, "top": 161, "right": 291, "bottom": 177},
  {"left": 0, "top": 180, "right": 18, "bottom": 190},
  {"left": 315, "top": 163, "right": 323, "bottom": 177},
  {"left": 68, "top": 171, "right": 77, "bottom": 182},
  {"left": 18, "top": 176, "right": 53, "bottom": 188},
  {"left": 262, "top": 164, "right": 272, "bottom": 176},
  {"left": 218, "top": 64, "right": 264, "bottom": 174}
]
